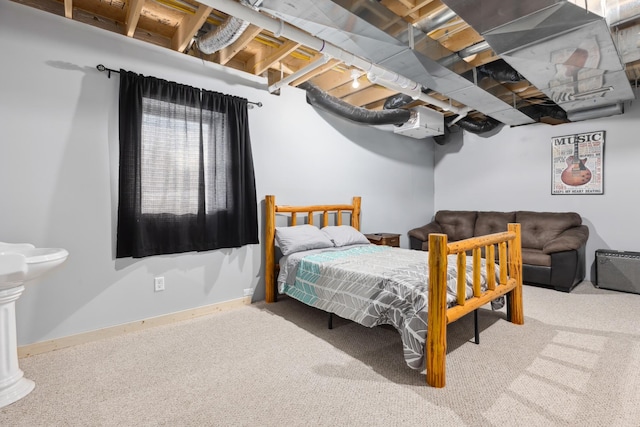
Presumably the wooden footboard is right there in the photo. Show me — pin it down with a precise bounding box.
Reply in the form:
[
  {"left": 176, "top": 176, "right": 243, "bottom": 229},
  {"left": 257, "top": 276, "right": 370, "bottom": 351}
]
[{"left": 426, "top": 224, "right": 524, "bottom": 387}]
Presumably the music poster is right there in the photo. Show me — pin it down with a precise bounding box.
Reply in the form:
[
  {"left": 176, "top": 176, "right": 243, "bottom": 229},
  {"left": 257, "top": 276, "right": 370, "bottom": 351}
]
[{"left": 552, "top": 130, "right": 604, "bottom": 195}]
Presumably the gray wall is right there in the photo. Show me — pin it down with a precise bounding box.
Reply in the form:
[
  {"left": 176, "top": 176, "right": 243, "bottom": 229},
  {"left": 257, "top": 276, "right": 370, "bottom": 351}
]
[
  {"left": 434, "top": 92, "right": 640, "bottom": 281},
  {"left": 0, "top": 2, "right": 435, "bottom": 346}
]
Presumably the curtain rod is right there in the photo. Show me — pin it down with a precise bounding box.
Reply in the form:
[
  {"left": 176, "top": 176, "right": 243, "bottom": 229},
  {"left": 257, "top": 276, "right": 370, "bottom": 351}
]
[{"left": 96, "top": 64, "right": 263, "bottom": 108}]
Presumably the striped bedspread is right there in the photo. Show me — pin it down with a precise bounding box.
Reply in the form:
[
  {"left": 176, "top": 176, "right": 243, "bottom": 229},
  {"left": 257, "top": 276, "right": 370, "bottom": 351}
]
[{"left": 278, "top": 245, "right": 499, "bottom": 370}]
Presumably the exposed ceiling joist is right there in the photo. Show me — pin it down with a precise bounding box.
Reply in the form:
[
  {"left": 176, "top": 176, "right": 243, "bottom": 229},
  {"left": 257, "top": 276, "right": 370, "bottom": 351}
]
[
  {"left": 171, "top": 4, "right": 212, "bottom": 52},
  {"left": 249, "top": 39, "right": 300, "bottom": 75},
  {"left": 125, "top": 0, "right": 144, "bottom": 38},
  {"left": 63, "top": 0, "right": 72, "bottom": 19},
  {"left": 215, "top": 24, "right": 263, "bottom": 65},
  {"left": 10, "top": 0, "right": 640, "bottom": 137}
]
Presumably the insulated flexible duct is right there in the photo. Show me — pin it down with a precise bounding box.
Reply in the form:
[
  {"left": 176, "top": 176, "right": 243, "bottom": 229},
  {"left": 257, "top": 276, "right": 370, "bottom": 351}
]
[
  {"left": 520, "top": 104, "right": 567, "bottom": 121},
  {"left": 196, "top": 0, "right": 263, "bottom": 54},
  {"left": 383, "top": 87, "right": 432, "bottom": 110},
  {"left": 454, "top": 115, "right": 502, "bottom": 133},
  {"left": 299, "top": 82, "right": 411, "bottom": 126},
  {"left": 434, "top": 114, "right": 502, "bottom": 145},
  {"left": 197, "top": 16, "right": 250, "bottom": 54},
  {"left": 383, "top": 93, "right": 415, "bottom": 110},
  {"left": 477, "top": 61, "right": 523, "bottom": 83}
]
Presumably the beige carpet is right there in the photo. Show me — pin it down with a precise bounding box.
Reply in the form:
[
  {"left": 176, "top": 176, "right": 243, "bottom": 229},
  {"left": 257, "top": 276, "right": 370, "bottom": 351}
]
[{"left": 1, "top": 281, "right": 639, "bottom": 426}]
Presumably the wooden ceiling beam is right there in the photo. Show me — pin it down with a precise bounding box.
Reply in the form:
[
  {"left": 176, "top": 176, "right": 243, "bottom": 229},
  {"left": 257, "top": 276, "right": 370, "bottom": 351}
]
[
  {"left": 125, "top": 0, "right": 144, "bottom": 38},
  {"left": 290, "top": 58, "right": 343, "bottom": 87},
  {"left": 310, "top": 67, "right": 355, "bottom": 92},
  {"left": 381, "top": 0, "right": 442, "bottom": 22},
  {"left": 328, "top": 77, "right": 375, "bottom": 99},
  {"left": 249, "top": 40, "right": 300, "bottom": 76},
  {"left": 412, "top": 2, "right": 446, "bottom": 21},
  {"left": 64, "top": 0, "right": 72, "bottom": 19},
  {"left": 171, "top": 4, "right": 213, "bottom": 53},
  {"left": 342, "top": 85, "right": 397, "bottom": 107},
  {"left": 432, "top": 26, "right": 482, "bottom": 52},
  {"left": 463, "top": 50, "right": 498, "bottom": 67},
  {"left": 215, "top": 24, "right": 263, "bottom": 66}
]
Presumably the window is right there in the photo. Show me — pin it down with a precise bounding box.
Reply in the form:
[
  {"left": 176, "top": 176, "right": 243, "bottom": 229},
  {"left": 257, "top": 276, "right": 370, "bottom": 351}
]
[{"left": 116, "top": 70, "right": 258, "bottom": 258}]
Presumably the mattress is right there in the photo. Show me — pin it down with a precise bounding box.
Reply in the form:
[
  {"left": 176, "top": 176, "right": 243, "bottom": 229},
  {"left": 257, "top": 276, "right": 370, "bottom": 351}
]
[{"left": 278, "top": 244, "right": 500, "bottom": 370}]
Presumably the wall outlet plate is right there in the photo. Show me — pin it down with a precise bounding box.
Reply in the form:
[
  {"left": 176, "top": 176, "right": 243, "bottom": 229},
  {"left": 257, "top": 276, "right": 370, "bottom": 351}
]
[
  {"left": 243, "top": 288, "right": 253, "bottom": 297},
  {"left": 154, "top": 276, "right": 165, "bottom": 292}
]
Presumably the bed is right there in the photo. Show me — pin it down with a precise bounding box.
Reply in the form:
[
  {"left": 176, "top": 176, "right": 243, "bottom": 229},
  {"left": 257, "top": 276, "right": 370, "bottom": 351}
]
[{"left": 264, "top": 195, "right": 524, "bottom": 387}]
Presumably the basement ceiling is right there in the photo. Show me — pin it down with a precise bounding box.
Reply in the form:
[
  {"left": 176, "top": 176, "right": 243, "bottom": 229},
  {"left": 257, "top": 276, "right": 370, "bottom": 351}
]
[{"left": 13, "top": 0, "right": 640, "bottom": 138}]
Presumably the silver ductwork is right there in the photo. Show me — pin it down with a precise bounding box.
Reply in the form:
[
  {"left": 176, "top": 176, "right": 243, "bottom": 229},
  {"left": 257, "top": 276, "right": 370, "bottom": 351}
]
[
  {"left": 413, "top": 7, "right": 458, "bottom": 35},
  {"left": 197, "top": 16, "right": 250, "bottom": 54},
  {"left": 196, "top": 0, "right": 264, "bottom": 55},
  {"left": 257, "top": 0, "right": 536, "bottom": 127},
  {"left": 575, "top": 0, "right": 640, "bottom": 26},
  {"left": 441, "top": 0, "right": 636, "bottom": 122}
]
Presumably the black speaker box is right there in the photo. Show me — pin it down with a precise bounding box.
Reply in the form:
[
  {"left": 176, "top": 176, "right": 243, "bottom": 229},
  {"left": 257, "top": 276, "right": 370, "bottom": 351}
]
[{"left": 595, "top": 250, "right": 640, "bottom": 294}]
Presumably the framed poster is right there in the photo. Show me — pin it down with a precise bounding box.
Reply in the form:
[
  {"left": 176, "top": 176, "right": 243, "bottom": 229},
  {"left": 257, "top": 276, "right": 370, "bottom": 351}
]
[{"left": 552, "top": 130, "right": 604, "bottom": 195}]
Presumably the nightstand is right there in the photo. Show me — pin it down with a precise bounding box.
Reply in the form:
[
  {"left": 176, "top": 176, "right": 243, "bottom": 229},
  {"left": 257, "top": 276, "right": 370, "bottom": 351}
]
[{"left": 365, "top": 233, "right": 400, "bottom": 247}]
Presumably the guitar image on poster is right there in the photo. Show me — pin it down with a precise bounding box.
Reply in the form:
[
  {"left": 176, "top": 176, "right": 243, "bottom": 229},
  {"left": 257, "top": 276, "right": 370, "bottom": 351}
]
[
  {"left": 552, "top": 130, "right": 604, "bottom": 195},
  {"left": 561, "top": 139, "right": 592, "bottom": 186}
]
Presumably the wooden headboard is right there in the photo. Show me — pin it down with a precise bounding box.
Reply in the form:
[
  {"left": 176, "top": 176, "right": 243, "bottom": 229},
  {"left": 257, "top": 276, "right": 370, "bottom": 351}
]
[{"left": 264, "top": 195, "right": 361, "bottom": 303}]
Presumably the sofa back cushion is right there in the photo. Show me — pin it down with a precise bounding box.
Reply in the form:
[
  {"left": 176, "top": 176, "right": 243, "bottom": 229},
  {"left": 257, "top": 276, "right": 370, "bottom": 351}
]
[
  {"left": 516, "top": 211, "right": 582, "bottom": 250},
  {"left": 435, "top": 210, "right": 477, "bottom": 241},
  {"left": 474, "top": 211, "right": 516, "bottom": 236}
]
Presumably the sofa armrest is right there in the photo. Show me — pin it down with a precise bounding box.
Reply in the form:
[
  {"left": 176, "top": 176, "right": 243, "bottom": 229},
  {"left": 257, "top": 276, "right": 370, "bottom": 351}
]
[
  {"left": 542, "top": 225, "right": 589, "bottom": 254},
  {"left": 408, "top": 222, "right": 443, "bottom": 242}
]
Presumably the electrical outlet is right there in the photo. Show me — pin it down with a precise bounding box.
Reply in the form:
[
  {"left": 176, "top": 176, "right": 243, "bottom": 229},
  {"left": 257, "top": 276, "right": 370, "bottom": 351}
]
[
  {"left": 243, "top": 288, "right": 253, "bottom": 297},
  {"left": 154, "top": 276, "right": 165, "bottom": 292}
]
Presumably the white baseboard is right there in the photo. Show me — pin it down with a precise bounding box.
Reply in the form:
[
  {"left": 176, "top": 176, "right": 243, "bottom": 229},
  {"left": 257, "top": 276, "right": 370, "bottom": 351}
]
[{"left": 18, "top": 296, "right": 251, "bottom": 358}]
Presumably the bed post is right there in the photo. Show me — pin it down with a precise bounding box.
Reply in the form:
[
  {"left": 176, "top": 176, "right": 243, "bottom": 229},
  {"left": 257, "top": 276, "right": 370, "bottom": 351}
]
[
  {"left": 426, "top": 233, "right": 448, "bottom": 388},
  {"left": 507, "top": 223, "right": 524, "bottom": 325},
  {"left": 265, "top": 195, "right": 276, "bottom": 303},
  {"left": 352, "top": 196, "right": 361, "bottom": 230}
]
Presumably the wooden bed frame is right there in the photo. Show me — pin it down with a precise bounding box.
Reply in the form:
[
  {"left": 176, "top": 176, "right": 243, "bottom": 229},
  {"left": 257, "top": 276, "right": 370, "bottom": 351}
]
[{"left": 264, "top": 195, "right": 524, "bottom": 388}]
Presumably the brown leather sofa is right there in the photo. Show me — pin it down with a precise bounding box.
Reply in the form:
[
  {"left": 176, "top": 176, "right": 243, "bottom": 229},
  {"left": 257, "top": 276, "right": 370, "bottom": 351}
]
[{"left": 408, "top": 210, "right": 589, "bottom": 292}]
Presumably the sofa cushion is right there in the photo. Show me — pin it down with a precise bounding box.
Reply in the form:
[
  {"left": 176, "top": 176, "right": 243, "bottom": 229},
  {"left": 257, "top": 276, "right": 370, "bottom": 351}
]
[
  {"left": 474, "top": 211, "right": 516, "bottom": 236},
  {"left": 434, "top": 210, "right": 477, "bottom": 241},
  {"left": 516, "top": 211, "right": 582, "bottom": 250},
  {"left": 522, "top": 248, "right": 552, "bottom": 267}
]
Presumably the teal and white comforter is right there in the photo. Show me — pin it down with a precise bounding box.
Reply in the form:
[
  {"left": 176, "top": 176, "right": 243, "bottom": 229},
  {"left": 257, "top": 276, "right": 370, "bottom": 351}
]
[{"left": 278, "top": 244, "right": 499, "bottom": 371}]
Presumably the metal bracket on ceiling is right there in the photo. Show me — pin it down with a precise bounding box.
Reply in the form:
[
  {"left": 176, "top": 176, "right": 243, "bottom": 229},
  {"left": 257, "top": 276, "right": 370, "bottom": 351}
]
[{"left": 408, "top": 22, "right": 415, "bottom": 50}]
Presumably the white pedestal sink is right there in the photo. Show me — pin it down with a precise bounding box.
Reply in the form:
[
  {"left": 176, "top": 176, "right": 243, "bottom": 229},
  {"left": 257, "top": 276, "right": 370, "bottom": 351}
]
[{"left": 0, "top": 242, "right": 68, "bottom": 408}]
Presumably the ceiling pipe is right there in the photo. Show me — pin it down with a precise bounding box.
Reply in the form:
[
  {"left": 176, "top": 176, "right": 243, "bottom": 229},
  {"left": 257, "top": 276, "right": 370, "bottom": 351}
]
[
  {"left": 202, "top": 0, "right": 472, "bottom": 115},
  {"left": 366, "top": 71, "right": 470, "bottom": 117},
  {"left": 437, "top": 41, "right": 490, "bottom": 68},
  {"left": 414, "top": 7, "right": 457, "bottom": 34},
  {"left": 268, "top": 54, "right": 331, "bottom": 93}
]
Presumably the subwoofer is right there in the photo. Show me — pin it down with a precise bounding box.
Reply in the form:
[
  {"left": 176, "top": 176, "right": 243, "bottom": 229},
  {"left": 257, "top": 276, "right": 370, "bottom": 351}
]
[{"left": 595, "top": 249, "right": 640, "bottom": 294}]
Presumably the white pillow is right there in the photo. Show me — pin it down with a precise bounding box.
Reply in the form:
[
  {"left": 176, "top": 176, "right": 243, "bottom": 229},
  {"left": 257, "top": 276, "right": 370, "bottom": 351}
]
[
  {"left": 275, "top": 225, "right": 335, "bottom": 256},
  {"left": 321, "top": 225, "right": 370, "bottom": 247}
]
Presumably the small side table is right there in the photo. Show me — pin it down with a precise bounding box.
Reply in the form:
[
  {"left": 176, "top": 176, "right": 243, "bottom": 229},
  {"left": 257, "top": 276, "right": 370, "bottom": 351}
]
[{"left": 365, "top": 233, "right": 400, "bottom": 247}]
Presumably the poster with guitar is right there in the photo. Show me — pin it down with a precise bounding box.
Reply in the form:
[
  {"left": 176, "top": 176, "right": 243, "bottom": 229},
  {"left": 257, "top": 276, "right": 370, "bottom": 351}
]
[{"left": 552, "top": 131, "right": 604, "bottom": 195}]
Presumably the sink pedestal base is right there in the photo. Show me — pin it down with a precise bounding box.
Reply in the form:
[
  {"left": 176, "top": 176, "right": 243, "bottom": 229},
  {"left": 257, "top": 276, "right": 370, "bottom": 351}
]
[{"left": 0, "top": 285, "right": 35, "bottom": 408}]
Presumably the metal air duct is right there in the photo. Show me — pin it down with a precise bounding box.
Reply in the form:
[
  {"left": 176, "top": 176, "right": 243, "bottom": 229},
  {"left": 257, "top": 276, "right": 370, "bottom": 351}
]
[
  {"left": 413, "top": 7, "right": 458, "bottom": 35},
  {"left": 567, "top": 103, "right": 624, "bottom": 121},
  {"left": 441, "top": 0, "right": 636, "bottom": 121},
  {"left": 256, "top": 0, "right": 535, "bottom": 126},
  {"left": 197, "top": 16, "right": 250, "bottom": 54},
  {"left": 195, "top": 0, "right": 263, "bottom": 54}
]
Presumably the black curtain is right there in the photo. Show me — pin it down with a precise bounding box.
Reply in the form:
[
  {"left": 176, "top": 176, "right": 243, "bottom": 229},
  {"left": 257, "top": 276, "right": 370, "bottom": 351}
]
[{"left": 116, "top": 70, "right": 258, "bottom": 258}]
